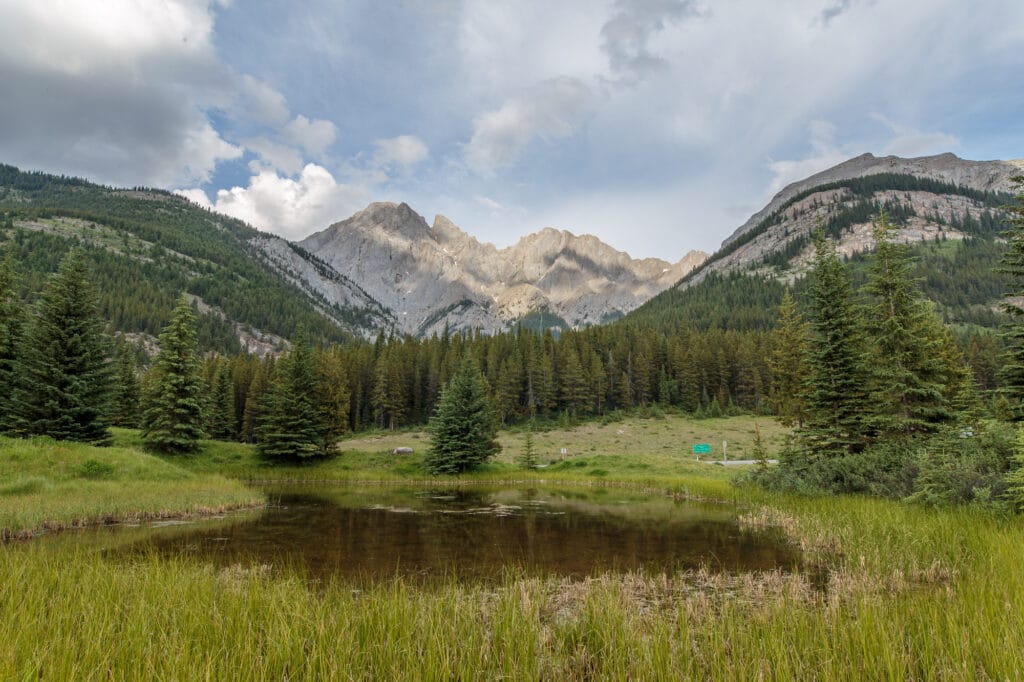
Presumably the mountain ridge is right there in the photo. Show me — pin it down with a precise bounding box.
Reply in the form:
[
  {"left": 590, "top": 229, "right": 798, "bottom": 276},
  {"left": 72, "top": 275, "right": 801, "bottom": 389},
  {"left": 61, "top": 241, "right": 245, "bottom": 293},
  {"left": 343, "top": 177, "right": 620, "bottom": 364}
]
[
  {"left": 627, "top": 151, "right": 1021, "bottom": 333},
  {"left": 682, "top": 152, "right": 1021, "bottom": 289}
]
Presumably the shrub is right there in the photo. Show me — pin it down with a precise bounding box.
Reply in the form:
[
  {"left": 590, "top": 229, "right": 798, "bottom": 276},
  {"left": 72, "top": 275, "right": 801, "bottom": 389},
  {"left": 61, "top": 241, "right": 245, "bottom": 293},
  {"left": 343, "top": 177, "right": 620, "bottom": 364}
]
[{"left": 78, "top": 459, "right": 115, "bottom": 479}]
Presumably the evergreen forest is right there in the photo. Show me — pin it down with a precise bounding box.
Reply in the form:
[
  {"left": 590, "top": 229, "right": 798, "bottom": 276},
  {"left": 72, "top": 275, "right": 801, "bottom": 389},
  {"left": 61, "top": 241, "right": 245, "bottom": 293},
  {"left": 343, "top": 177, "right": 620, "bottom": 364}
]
[{"left": 2, "top": 165, "right": 1024, "bottom": 508}]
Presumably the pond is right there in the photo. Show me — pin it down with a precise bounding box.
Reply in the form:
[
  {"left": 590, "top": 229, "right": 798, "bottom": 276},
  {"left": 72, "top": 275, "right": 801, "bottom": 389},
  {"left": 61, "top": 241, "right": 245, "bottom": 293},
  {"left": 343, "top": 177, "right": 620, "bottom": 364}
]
[{"left": 103, "top": 486, "right": 800, "bottom": 584}]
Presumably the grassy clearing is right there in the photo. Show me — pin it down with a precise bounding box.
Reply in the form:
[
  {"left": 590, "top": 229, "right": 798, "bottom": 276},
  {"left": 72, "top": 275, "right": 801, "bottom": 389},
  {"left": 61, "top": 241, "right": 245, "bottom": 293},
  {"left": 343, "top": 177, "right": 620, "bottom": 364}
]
[
  {"left": 142, "top": 414, "right": 783, "bottom": 492},
  {"left": 0, "top": 436, "right": 263, "bottom": 539}
]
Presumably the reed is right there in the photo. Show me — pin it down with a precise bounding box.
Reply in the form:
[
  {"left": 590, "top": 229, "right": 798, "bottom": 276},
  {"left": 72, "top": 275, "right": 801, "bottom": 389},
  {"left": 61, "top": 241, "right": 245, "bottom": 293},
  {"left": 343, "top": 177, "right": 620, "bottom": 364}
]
[{"left": 1, "top": 510, "right": 1021, "bottom": 682}]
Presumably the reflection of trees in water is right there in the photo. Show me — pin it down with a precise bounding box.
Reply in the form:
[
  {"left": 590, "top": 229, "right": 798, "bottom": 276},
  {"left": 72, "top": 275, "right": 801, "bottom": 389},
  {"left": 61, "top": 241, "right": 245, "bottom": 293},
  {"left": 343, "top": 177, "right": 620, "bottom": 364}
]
[{"left": 136, "top": 488, "right": 800, "bottom": 583}]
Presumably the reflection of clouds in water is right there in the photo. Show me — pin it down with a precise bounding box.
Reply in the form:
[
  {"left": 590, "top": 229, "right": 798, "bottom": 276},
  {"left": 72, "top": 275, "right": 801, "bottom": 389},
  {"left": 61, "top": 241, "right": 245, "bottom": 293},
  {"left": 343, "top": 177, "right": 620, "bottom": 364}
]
[{"left": 366, "top": 505, "right": 420, "bottom": 514}]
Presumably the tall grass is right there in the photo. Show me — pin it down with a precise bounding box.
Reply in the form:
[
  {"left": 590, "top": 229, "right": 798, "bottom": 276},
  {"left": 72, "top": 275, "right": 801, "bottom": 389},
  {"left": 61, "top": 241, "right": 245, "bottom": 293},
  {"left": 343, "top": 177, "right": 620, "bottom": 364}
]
[
  {"left": 3, "top": 417, "right": 1024, "bottom": 678},
  {"left": 0, "top": 436, "right": 262, "bottom": 539},
  {"left": 2, "top": 516, "right": 1022, "bottom": 681}
]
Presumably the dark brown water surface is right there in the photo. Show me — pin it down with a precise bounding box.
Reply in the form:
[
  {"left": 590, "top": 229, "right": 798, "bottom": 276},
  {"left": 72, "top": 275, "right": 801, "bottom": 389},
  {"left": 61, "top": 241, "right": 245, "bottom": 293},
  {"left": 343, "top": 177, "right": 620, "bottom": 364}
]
[{"left": 122, "top": 486, "right": 799, "bottom": 584}]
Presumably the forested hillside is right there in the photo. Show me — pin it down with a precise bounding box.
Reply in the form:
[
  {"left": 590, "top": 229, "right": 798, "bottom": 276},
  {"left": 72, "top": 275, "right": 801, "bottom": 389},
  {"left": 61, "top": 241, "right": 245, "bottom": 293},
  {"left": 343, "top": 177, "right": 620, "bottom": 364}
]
[
  {"left": 0, "top": 165, "right": 379, "bottom": 352},
  {"left": 629, "top": 172, "right": 1015, "bottom": 335}
]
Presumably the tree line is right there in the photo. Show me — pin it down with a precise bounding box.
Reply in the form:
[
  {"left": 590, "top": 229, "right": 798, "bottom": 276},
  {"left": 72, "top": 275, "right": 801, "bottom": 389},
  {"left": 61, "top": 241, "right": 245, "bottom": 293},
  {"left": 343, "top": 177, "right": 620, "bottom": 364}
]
[
  {"left": 758, "top": 204, "right": 1024, "bottom": 508},
  {"left": 2, "top": 188, "right": 1024, "bottom": 505}
]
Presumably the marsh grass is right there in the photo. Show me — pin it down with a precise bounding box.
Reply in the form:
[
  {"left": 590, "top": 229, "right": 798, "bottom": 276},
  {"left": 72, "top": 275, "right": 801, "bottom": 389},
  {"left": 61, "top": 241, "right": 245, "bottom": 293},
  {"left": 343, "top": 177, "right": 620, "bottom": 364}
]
[
  {"left": 0, "top": 436, "right": 262, "bottom": 539},
  {"left": 4, "top": 416, "right": 1024, "bottom": 678},
  {"left": 2, "top": 514, "right": 1022, "bottom": 681}
]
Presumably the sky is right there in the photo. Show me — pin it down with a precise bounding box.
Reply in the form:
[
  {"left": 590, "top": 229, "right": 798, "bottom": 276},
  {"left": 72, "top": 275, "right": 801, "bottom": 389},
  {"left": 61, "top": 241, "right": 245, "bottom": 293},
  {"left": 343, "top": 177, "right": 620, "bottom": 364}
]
[{"left": 0, "top": 1, "right": 1021, "bottom": 260}]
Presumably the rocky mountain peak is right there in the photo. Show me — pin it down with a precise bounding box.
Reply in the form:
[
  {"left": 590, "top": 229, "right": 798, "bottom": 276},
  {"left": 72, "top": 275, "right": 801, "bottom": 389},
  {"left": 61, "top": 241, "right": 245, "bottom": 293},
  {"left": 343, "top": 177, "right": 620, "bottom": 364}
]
[
  {"left": 724, "top": 152, "right": 1021, "bottom": 249},
  {"left": 684, "top": 152, "right": 1021, "bottom": 289},
  {"left": 358, "top": 201, "right": 429, "bottom": 236},
  {"left": 298, "top": 203, "right": 708, "bottom": 336}
]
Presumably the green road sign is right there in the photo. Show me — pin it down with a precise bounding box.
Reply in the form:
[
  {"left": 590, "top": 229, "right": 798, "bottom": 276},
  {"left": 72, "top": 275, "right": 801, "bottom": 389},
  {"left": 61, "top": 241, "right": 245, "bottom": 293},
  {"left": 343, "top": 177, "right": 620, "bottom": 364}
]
[{"left": 693, "top": 443, "right": 711, "bottom": 454}]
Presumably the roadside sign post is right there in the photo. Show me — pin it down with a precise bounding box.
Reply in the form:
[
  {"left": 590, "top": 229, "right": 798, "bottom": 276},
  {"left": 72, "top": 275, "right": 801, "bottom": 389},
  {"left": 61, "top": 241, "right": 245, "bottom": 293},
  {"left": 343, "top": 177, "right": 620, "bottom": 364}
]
[{"left": 692, "top": 443, "right": 711, "bottom": 460}]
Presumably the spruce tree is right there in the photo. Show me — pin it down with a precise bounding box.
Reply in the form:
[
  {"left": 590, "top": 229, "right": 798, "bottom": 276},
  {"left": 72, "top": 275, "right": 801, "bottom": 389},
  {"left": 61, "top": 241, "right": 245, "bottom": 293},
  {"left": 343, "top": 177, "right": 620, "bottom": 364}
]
[
  {"left": 863, "top": 212, "right": 951, "bottom": 436},
  {"left": 111, "top": 340, "right": 141, "bottom": 428},
  {"left": 316, "top": 347, "right": 351, "bottom": 443},
  {"left": 257, "top": 332, "right": 328, "bottom": 462},
  {"left": 207, "top": 362, "right": 236, "bottom": 440},
  {"left": 998, "top": 176, "right": 1024, "bottom": 416},
  {"left": 518, "top": 424, "right": 538, "bottom": 469},
  {"left": 798, "top": 234, "right": 872, "bottom": 460},
  {"left": 558, "top": 345, "right": 589, "bottom": 416},
  {"left": 241, "top": 358, "right": 273, "bottom": 443},
  {"left": 142, "top": 296, "right": 206, "bottom": 453},
  {"left": 0, "top": 251, "right": 24, "bottom": 434},
  {"left": 424, "top": 357, "right": 501, "bottom": 475},
  {"left": 10, "top": 250, "right": 113, "bottom": 444},
  {"left": 768, "top": 288, "right": 810, "bottom": 427}
]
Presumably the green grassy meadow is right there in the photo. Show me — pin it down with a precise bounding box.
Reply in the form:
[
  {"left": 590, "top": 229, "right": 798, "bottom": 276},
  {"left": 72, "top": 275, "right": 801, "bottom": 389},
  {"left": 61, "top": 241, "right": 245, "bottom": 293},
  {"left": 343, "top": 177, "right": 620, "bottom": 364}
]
[{"left": 2, "top": 414, "right": 1023, "bottom": 679}]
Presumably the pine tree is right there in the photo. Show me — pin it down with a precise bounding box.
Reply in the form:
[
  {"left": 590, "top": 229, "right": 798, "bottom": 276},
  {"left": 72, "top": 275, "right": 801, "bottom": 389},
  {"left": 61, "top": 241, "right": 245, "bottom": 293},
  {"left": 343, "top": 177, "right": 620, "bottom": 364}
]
[
  {"left": 424, "top": 357, "right": 501, "bottom": 475},
  {"left": 257, "top": 332, "right": 328, "bottom": 462},
  {"left": 863, "top": 213, "right": 951, "bottom": 436},
  {"left": 998, "top": 176, "right": 1024, "bottom": 416},
  {"left": 769, "top": 289, "right": 811, "bottom": 427},
  {"left": 798, "top": 234, "right": 873, "bottom": 459},
  {"left": 0, "top": 251, "right": 24, "bottom": 434},
  {"left": 10, "top": 250, "right": 113, "bottom": 444},
  {"left": 142, "top": 296, "right": 206, "bottom": 453}
]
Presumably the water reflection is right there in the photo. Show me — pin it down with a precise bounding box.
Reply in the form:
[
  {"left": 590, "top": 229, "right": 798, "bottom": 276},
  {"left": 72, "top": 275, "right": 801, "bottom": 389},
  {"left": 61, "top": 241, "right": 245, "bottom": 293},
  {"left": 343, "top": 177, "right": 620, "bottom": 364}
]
[{"left": 122, "top": 487, "right": 799, "bottom": 584}]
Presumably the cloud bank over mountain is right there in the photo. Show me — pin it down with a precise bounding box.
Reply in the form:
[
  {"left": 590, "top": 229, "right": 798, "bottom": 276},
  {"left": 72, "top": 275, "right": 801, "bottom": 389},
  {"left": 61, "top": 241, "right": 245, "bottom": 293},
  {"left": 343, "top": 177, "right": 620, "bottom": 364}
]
[{"left": 1, "top": 0, "right": 1021, "bottom": 256}]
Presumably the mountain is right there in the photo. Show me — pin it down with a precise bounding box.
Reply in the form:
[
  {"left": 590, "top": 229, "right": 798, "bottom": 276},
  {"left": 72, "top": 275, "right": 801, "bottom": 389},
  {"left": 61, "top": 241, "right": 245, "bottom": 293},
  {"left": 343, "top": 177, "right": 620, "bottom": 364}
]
[
  {"left": 628, "top": 152, "right": 1023, "bottom": 331},
  {"left": 0, "top": 163, "right": 705, "bottom": 349},
  {"left": 300, "top": 202, "right": 707, "bottom": 336},
  {"left": 0, "top": 164, "right": 391, "bottom": 352}
]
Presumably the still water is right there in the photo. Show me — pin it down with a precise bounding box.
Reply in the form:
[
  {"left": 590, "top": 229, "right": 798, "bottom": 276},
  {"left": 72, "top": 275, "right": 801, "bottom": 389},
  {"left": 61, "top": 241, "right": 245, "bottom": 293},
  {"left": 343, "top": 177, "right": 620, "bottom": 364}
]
[{"left": 115, "top": 486, "right": 799, "bottom": 583}]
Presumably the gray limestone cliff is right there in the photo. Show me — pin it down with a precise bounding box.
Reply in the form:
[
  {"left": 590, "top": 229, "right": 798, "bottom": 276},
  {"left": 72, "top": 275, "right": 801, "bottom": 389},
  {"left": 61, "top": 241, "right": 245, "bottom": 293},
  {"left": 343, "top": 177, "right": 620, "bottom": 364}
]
[{"left": 299, "top": 202, "right": 708, "bottom": 336}]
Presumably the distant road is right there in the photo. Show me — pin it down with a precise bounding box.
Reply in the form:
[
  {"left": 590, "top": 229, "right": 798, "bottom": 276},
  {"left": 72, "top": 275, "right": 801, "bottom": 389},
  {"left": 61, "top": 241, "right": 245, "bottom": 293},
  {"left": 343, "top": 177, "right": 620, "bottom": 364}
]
[{"left": 706, "top": 459, "right": 779, "bottom": 466}]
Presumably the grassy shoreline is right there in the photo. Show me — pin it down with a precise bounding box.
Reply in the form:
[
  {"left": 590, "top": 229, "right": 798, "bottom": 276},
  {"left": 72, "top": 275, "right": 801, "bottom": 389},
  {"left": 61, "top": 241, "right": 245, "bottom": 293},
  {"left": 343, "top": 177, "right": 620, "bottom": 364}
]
[{"left": 0, "top": 435, "right": 264, "bottom": 540}]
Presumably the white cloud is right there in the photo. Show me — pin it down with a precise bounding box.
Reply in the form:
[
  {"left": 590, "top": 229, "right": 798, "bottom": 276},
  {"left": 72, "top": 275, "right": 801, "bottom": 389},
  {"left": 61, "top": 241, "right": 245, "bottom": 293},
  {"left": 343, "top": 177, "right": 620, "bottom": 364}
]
[
  {"left": 0, "top": 0, "right": 217, "bottom": 72},
  {"left": 475, "top": 196, "right": 506, "bottom": 213},
  {"left": 238, "top": 75, "right": 291, "bottom": 127},
  {"left": 244, "top": 137, "right": 305, "bottom": 175},
  {"left": 465, "top": 77, "right": 594, "bottom": 173},
  {"left": 186, "top": 164, "right": 370, "bottom": 240},
  {"left": 0, "top": 0, "right": 241, "bottom": 186},
  {"left": 176, "top": 187, "right": 213, "bottom": 208},
  {"left": 284, "top": 115, "right": 338, "bottom": 156},
  {"left": 457, "top": 2, "right": 606, "bottom": 93},
  {"left": 765, "top": 120, "right": 850, "bottom": 196},
  {"left": 870, "top": 113, "right": 960, "bottom": 158},
  {"left": 0, "top": 1, "right": 345, "bottom": 190},
  {"left": 374, "top": 135, "right": 429, "bottom": 168}
]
